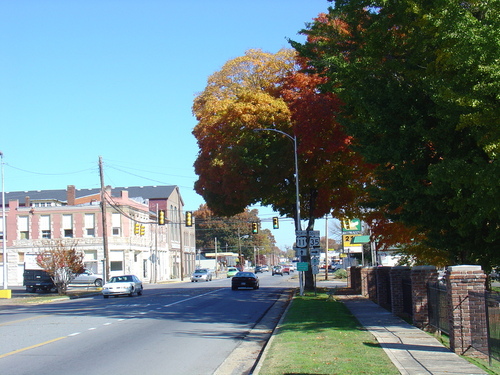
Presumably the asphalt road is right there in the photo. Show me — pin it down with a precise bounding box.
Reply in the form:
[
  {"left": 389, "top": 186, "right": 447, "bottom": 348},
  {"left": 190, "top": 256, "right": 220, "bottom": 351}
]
[{"left": 0, "top": 272, "right": 295, "bottom": 375}]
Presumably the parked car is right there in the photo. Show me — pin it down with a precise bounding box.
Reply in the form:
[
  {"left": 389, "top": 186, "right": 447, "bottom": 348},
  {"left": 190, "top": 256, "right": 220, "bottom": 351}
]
[
  {"left": 231, "top": 271, "right": 259, "bottom": 290},
  {"left": 102, "top": 275, "right": 143, "bottom": 298},
  {"left": 227, "top": 267, "right": 239, "bottom": 278},
  {"left": 71, "top": 270, "right": 103, "bottom": 287},
  {"left": 272, "top": 266, "right": 283, "bottom": 276},
  {"left": 191, "top": 268, "right": 212, "bottom": 282},
  {"left": 254, "top": 266, "right": 263, "bottom": 273},
  {"left": 23, "top": 269, "right": 56, "bottom": 293}
]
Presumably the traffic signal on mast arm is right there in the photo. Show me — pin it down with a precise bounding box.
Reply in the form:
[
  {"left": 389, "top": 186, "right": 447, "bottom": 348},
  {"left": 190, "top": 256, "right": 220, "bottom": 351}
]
[
  {"left": 158, "top": 210, "right": 165, "bottom": 225},
  {"left": 134, "top": 222, "right": 140, "bottom": 235},
  {"left": 272, "top": 217, "right": 279, "bottom": 229},
  {"left": 251, "top": 222, "right": 258, "bottom": 234},
  {"left": 185, "top": 211, "right": 193, "bottom": 227}
]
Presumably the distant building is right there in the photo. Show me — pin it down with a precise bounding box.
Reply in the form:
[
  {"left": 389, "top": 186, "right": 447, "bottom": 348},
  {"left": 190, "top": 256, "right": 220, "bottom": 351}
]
[{"left": 0, "top": 185, "right": 196, "bottom": 286}]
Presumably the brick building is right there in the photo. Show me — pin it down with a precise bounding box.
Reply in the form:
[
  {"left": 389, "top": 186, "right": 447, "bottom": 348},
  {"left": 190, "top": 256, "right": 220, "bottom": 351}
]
[{"left": 0, "top": 185, "right": 196, "bottom": 286}]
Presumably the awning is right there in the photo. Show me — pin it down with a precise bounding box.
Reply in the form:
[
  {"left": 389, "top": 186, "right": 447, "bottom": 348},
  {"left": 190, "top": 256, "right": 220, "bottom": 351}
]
[{"left": 351, "top": 235, "right": 370, "bottom": 244}]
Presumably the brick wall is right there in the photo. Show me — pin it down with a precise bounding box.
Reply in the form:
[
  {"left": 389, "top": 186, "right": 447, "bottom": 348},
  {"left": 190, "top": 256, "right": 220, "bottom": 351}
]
[
  {"left": 390, "top": 266, "right": 411, "bottom": 317},
  {"left": 446, "top": 265, "right": 488, "bottom": 358},
  {"left": 411, "top": 266, "right": 438, "bottom": 329}
]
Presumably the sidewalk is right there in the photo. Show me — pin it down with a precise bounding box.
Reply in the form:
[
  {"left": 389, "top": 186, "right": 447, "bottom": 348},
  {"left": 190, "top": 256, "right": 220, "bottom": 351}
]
[{"left": 336, "top": 295, "right": 487, "bottom": 375}]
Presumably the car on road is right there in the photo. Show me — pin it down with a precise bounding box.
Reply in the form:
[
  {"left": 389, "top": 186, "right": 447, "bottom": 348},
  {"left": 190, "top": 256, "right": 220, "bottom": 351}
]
[
  {"left": 261, "top": 265, "right": 269, "bottom": 272},
  {"left": 191, "top": 268, "right": 212, "bottom": 282},
  {"left": 102, "top": 275, "right": 143, "bottom": 298},
  {"left": 281, "top": 266, "right": 291, "bottom": 275},
  {"left": 227, "top": 267, "right": 239, "bottom": 278},
  {"left": 231, "top": 271, "right": 259, "bottom": 290},
  {"left": 71, "top": 270, "right": 103, "bottom": 287},
  {"left": 272, "top": 266, "right": 283, "bottom": 276},
  {"left": 254, "top": 266, "right": 263, "bottom": 273}
]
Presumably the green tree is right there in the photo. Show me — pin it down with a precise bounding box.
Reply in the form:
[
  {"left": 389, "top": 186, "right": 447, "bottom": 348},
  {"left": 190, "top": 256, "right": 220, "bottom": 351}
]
[
  {"left": 193, "top": 204, "right": 276, "bottom": 265},
  {"left": 293, "top": 0, "right": 500, "bottom": 270}
]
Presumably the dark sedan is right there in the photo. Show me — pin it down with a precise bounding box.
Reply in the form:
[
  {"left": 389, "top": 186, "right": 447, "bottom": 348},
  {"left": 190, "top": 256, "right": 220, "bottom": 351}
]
[{"left": 231, "top": 271, "right": 259, "bottom": 290}]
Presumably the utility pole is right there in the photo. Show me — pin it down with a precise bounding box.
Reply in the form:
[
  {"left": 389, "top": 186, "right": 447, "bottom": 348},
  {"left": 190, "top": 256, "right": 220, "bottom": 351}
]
[
  {"left": 179, "top": 206, "right": 184, "bottom": 281},
  {"left": 325, "top": 214, "right": 328, "bottom": 281},
  {"left": 99, "top": 156, "right": 110, "bottom": 282}
]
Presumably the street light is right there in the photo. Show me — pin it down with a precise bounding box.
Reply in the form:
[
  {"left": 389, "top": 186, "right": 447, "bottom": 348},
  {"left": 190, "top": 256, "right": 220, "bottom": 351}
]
[
  {"left": 0, "top": 151, "right": 7, "bottom": 290},
  {"left": 254, "top": 128, "right": 301, "bottom": 231}
]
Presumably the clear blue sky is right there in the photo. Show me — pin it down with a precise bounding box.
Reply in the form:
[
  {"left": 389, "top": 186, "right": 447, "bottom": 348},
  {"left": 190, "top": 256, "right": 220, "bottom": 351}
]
[{"left": 0, "top": 0, "right": 334, "bottom": 249}]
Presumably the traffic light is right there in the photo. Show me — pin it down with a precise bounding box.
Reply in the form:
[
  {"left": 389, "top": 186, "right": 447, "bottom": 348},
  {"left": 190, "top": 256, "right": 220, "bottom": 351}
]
[
  {"left": 140, "top": 225, "right": 145, "bottom": 236},
  {"left": 134, "top": 223, "right": 140, "bottom": 235},
  {"left": 185, "top": 211, "right": 193, "bottom": 227},
  {"left": 251, "top": 222, "right": 258, "bottom": 234},
  {"left": 158, "top": 209, "right": 165, "bottom": 225},
  {"left": 272, "top": 217, "right": 279, "bottom": 229}
]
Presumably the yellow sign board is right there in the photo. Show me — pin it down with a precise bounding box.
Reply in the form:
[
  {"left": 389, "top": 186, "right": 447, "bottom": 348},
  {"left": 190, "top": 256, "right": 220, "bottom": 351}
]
[{"left": 343, "top": 234, "right": 362, "bottom": 248}]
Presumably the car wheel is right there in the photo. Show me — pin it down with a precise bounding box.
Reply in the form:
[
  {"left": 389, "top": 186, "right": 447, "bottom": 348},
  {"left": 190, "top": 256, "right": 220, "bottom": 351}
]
[
  {"left": 137, "top": 288, "right": 143, "bottom": 296},
  {"left": 94, "top": 279, "right": 103, "bottom": 287},
  {"left": 103, "top": 295, "right": 109, "bottom": 299}
]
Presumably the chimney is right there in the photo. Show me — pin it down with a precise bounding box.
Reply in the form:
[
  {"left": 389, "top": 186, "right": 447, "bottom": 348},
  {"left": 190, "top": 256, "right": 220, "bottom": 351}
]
[
  {"left": 67, "top": 185, "right": 76, "bottom": 205},
  {"left": 25, "top": 196, "right": 30, "bottom": 207}
]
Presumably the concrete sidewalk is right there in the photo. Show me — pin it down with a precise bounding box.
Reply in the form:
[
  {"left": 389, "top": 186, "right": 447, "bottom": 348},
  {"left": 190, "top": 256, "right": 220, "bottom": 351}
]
[{"left": 337, "top": 295, "right": 487, "bottom": 375}]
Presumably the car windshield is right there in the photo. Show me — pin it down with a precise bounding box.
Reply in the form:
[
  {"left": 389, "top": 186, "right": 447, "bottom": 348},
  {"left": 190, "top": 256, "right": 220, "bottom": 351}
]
[
  {"left": 109, "top": 276, "right": 132, "bottom": 283},
  {"left": 194, "top": 269, "right": 207, "bottom": 274}
]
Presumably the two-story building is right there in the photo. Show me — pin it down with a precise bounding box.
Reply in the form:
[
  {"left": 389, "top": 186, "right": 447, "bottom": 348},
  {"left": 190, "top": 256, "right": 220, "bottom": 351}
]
[{"left": 0, "top": 185, "right": 196, "bottom": 286}]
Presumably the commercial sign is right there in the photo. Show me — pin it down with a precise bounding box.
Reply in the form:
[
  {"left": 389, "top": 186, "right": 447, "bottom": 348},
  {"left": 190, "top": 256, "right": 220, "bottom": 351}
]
[
  {"left": 341, "top": 218, "right": 361, "bottom": 232},
  {"left": 343, "top": 234, "right": 362, "bottom": 248}
]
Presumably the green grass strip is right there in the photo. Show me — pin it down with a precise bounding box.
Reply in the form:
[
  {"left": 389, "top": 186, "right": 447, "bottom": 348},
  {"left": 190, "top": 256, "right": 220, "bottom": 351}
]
[{"left": 258, "top": 291, "right": 399, "bottom": 375}]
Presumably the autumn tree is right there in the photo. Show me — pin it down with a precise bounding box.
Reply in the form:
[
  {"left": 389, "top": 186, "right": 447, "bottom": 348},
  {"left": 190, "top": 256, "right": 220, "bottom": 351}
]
[
  {"left": 192, "top": 48, "right": 374, "bottom": 289},
  {"left": 37, "top": 239, "right": 85, "bottom": 295},
  {"left": 293, "top": 1, "right": 500, "bottom": 270}
]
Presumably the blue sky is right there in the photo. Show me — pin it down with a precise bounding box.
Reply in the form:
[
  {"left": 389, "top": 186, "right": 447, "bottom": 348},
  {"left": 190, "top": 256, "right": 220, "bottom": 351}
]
[{"left": 0, "top": 0, "right": 334, "bottom": 249}]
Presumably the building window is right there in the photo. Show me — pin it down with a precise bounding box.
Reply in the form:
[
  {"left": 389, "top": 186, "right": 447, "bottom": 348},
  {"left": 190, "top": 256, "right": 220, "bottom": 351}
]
[
  {"left": 112, "top": 213, "right": 121, "bottom": 236},
  {"left": 40, "top": 215, "right": 51, "bottom": 239},
  {"left": 19, "top": 216, "right": 29, "bottom": 240},
  {"left": 63, "top": 214, "right": 73, "bottom": 238},
  {"left": 84, "top": 214, "right": 95, "bottom": 237}
]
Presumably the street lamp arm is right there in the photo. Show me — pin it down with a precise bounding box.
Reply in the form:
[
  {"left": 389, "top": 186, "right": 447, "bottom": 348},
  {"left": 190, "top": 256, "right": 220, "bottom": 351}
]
[
  {"left": 253, "top": 128, "right": 301, "bottom": 231},
  {"left": 253, "top": 128, "right": 294, "bottom": 142}
]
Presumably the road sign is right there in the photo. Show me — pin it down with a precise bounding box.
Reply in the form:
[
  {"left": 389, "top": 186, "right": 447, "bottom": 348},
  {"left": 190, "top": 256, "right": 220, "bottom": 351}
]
[
  {"left": 311, "top": 265, "right": 319, "bottom": 274},
  {"left": 310, "top": 248, "right": 321, "bottom": 256},
  {"left": 296, "top": 236, "right": 307, "bottom": 248},
  {"left": 297, "top": 262, "right": 309, "bottom": 271},
  {"left": 295, "top": 248, "right": 307, "bottom": 257},
  {"left": 310, "top": 257, "right": 320, "bottom": 266},
  {"left": 309, "top": 236, "right": 320, "bottom": 248}
]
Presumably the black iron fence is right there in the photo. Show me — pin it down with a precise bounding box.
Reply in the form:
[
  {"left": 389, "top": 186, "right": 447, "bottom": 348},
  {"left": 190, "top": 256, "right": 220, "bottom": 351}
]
[
  {"left": 427, "top": 282, "right": 449, "bottom": 335},
  {"left": 469, "top": 291, "right": 500, "bottom": 363}
]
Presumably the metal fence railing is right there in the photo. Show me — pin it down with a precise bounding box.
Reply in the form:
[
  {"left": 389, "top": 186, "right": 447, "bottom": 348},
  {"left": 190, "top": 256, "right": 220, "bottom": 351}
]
[{"left": 427, "top": 282, "right": 449, "bottom": 335}]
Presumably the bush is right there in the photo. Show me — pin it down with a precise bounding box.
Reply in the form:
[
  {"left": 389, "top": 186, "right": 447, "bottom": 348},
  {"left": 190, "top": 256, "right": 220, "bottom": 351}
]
[{"left": 333, "top": 268, "right": 347, "bottom": 279}]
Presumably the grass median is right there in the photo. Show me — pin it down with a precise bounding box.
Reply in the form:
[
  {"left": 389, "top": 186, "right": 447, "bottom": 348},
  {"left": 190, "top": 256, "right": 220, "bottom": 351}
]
[{"left": 257, "top": 290, "right": 399, "bottom": 375}]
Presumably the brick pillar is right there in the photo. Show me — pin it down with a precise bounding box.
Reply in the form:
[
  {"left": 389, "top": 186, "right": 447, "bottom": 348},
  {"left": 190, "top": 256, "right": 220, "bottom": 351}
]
[
  {"left": 446, "top": 265, "right": 488, "bottom": 358},
  {"left": 390, "top": 266, "right": 411, "bottom": 316},
  {"left": 376, "top": 267, "right": 392, "bottom": 310},
  {"left": 411, "top": 266, "right": 438, "bottom": 329},
  {"left": 361, "top": 267, "right": 377, "bottom": 302},
  {"left": 348, "top": 266, "right": 362, "bottom": 294}
]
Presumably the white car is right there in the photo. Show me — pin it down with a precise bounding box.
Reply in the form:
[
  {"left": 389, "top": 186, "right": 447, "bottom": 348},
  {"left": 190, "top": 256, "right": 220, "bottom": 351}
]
[
  {"left": 72, "top": 270, "right": 103, "bottom": 287},
  {"left": 191, "top": 268, "right": 212, "bottom": 282},
  {"left": 102, "top": 275, "right": 143, "bottom": 298}
]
